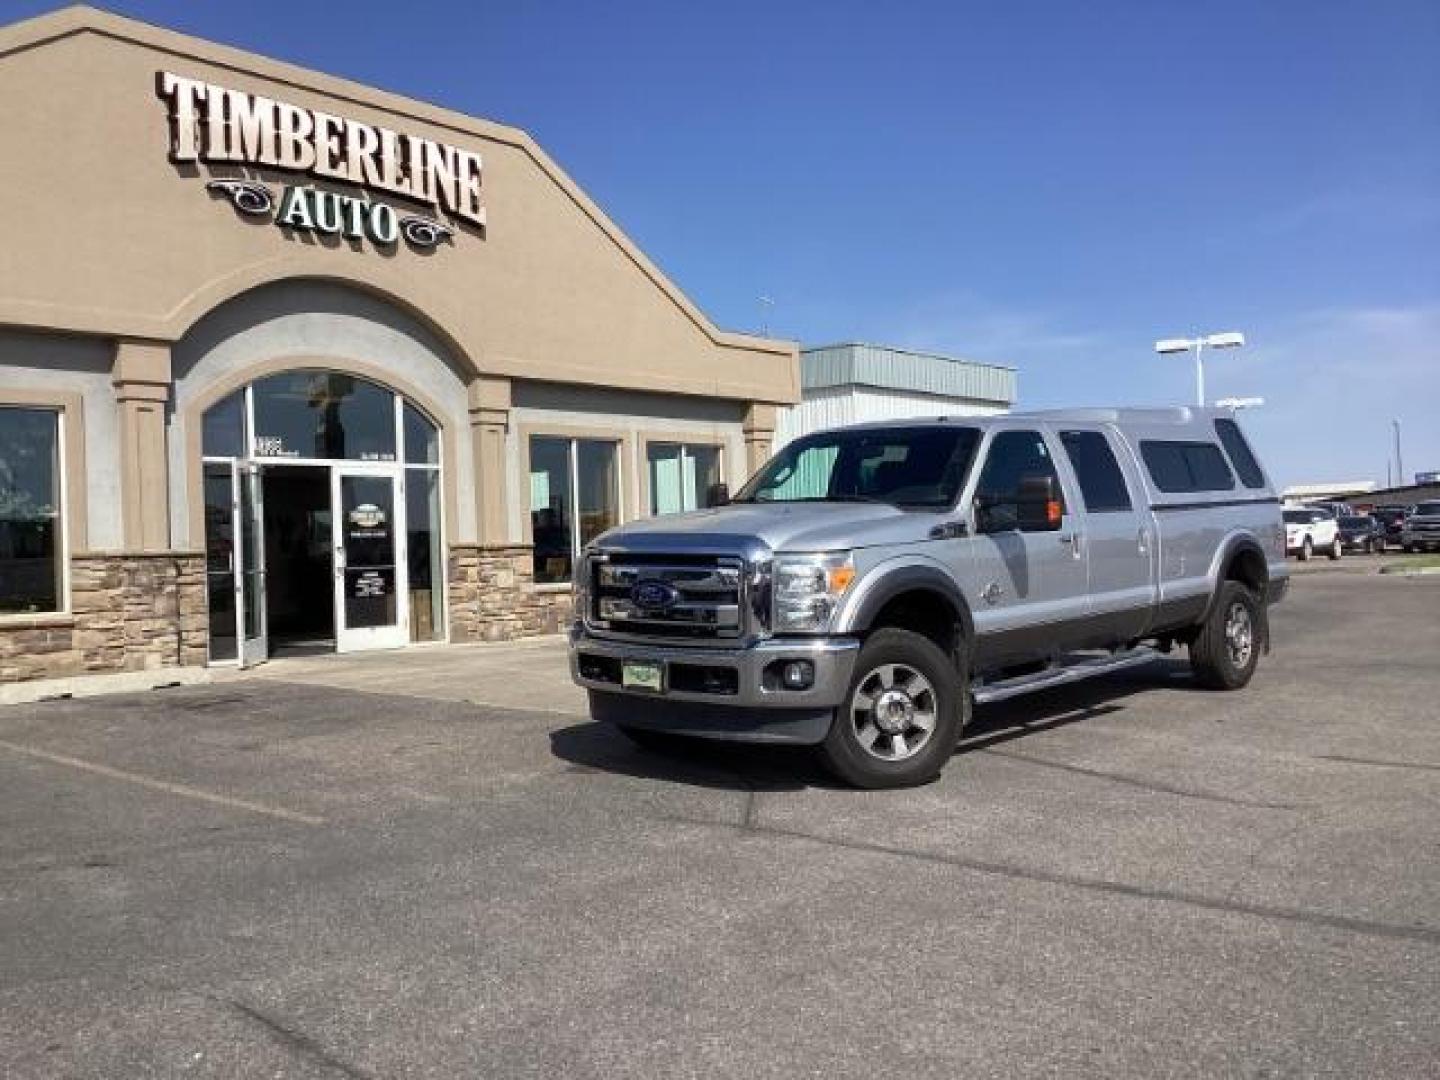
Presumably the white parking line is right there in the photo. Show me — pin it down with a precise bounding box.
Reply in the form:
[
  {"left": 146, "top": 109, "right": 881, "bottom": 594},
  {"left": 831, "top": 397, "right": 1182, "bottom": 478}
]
[{"left": 0, "top": 739, "right": 325, "bottom": 826}]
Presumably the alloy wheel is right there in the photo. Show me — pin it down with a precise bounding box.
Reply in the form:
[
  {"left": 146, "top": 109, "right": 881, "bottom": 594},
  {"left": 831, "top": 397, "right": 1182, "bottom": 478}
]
[{"left": 848, "top": 663, "right": 939, "bottom": 762}]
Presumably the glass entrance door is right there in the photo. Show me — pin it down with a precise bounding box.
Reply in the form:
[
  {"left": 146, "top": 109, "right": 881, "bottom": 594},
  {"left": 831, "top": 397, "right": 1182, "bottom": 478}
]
[
  {"left": 333, "top": 468, "right": 408, "bottom": 652},
  {"left": 239, "top": 465, "right": 268, "bottom": 666}
]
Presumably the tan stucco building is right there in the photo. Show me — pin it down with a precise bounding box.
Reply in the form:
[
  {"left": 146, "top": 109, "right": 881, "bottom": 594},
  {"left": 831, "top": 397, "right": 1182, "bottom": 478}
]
[{"left": 0, "top": 6, "right": 797, "bottom": 686}]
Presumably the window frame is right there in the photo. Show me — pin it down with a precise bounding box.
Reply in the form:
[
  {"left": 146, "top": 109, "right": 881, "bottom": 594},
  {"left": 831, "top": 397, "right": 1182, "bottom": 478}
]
[
  {"left": 0, "top": 403, "right": 70, "bottom": 620},
  {"left": 640, "top": 433, "right": 728, "bottom": 517},
  {"left": 1140, "top": 440, "right": 1237, "bottom": 494},
  {"left": 970, "top": 427, "right": 1068, "bottom": 534},
  {"left": 522, "top": 426, "right": 629, "bottom": 588},
  {"left": 1057, "top": 428, "right": 1134, "bottom": 514},
  {"left": 1213, "top": 418, "right": 1267, "bottom": 489}
]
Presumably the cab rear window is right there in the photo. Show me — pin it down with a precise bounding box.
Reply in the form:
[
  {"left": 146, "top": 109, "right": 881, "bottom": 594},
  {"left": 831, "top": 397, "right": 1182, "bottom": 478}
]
[{"left": 1140, "top": 441, "right": 1236, "bottom": 494}]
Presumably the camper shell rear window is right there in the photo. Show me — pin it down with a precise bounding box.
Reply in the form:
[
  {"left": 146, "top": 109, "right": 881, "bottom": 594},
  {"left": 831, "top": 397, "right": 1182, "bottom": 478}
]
[{"left": 1140, "top": 440, "right": 1236, "bottom": 494}]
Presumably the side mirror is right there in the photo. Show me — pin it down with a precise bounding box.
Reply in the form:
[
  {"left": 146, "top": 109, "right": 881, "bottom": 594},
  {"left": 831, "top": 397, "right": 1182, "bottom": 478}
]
[
  {"left": 973, "top": 493, "right": 1017, "bottom": 534},
  {"left": 1016, "top": 474, "right": 1063, "bottom": 531}
]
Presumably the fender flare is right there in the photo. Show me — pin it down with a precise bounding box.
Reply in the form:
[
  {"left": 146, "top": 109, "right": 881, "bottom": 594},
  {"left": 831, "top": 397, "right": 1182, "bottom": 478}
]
[
  {"left": 1201, "top": 533, "right": 1272, "bottom": 650},
  {"left": 834, "top": 558, "right": 975, "bottom": 645}
]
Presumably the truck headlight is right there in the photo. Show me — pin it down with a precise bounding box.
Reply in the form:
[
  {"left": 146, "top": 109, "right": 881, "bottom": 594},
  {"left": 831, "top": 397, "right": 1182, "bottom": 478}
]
[{"left": 772, "top": 552, "right": 856, "bottom": 633}]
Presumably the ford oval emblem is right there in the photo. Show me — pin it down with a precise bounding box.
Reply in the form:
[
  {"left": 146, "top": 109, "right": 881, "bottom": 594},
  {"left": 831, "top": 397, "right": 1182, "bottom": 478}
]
[{"left": 631, "top": 579, "right": 679, "bottom": 611}]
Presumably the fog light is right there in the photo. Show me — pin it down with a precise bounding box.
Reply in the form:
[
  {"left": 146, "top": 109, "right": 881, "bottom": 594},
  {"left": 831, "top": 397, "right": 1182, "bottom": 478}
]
[{"left": 782, "top": 660, "right": 815, "bottom": 690}]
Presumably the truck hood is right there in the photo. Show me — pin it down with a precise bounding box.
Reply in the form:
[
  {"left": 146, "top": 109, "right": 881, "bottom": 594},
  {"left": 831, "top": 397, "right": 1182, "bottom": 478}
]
[{"left": 592, "top": 502, "right": 934, "bottom": 555}]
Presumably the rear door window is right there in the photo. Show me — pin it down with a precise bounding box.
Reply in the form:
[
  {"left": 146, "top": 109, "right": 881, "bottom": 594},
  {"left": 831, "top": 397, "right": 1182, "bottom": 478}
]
[
  {"left": 1058, "top": 430, "right": 1132, "bottom": 512},
  {"left": 1140, "top": 441, "right": 1236, "bottom": 493}
]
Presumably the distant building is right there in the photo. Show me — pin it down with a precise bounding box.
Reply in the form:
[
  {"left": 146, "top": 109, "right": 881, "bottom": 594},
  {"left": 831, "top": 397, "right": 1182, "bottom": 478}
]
[
  {"left": 1281, "top": 481, "right": 1377, "bottom": 505},
  {"left": 776, "top": 343, "right": 1016, "bottom": 448}
]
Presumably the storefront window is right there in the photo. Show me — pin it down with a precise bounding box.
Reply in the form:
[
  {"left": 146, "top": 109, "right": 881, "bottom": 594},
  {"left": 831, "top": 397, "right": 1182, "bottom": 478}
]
[
  {"left": 202, "top": 391, "right": 246, "bottom": 457},
  {"left": 403, "top": 403, "right": 440, "bottom": 465},
  {"left": 528, "top": 436, "right": 620, "bottom": 584},
  {"left": 251, "top": 371, "right": 397, "bottom": 461},
  {"left": 203, "top": 463, "right": 238, "bottom": 660},
  {"left": 529, "top": 436, "right": 573, "bottom": 584},
  {"left": 647, "top": 443, "right": 723, "bottom": 515},
  {"left": 406, "top": 468, "right": 444, "bottom": 641},
  {"left": 0, "top": 407, "right": 63, "bottom": 615}
]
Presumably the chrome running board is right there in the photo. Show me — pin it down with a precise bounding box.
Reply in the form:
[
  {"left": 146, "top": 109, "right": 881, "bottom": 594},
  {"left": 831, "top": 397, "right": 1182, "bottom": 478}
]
[{"left": 972, "top": 646, "right": 1159, "bottom": 706}]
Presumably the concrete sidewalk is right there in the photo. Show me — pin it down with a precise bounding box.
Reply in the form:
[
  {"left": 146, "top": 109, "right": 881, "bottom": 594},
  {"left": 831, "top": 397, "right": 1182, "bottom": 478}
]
[{"left": 220, "top": 634, "right": 586, "bottom": 716}]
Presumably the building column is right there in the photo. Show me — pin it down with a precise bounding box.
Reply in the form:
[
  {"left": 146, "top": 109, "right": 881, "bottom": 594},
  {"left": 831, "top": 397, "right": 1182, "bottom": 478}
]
[
  {"left": 468, "top": 374, "right": 512, "bottom": 546},
  {"left": 112, "top": 339, "right": 173, "bottom": 552},
  {"left": 742, "top": 402, "right": 777, "bottom": 478}
]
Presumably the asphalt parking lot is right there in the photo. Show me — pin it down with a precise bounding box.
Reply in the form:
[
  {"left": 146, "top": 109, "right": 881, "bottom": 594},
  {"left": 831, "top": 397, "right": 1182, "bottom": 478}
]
[{"left": 2, "top": 567, "right": 1437, "bottom": 1078}]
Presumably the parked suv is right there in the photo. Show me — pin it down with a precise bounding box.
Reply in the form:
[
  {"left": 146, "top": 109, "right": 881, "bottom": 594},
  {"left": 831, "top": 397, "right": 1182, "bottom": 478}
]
[
  {"left": 1371, "top": 505, "right": 1409, "bottom": 549},
  {"left": 1402, "top": 501, "right": 1440, "bottom": 553},
  {"left": 569, "top": 408, "right": 1288, "bottom": 788},
  {"left": 1284, "top": 508, "right": 1341, "bottom": 561},
  {"left": 1337, "top": 514, "right": 1386, "bottom": 554}
]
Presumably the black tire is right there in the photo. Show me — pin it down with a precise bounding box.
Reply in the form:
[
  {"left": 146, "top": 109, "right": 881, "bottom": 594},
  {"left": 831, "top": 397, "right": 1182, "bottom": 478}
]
[
  {"left": 818, "top": 628, "right": 967, "bottom": 789},
  {"left": 1189, "top": 581, "right": 1262, "bottom": 690},
  {"left": 1298, "top": 537, "right": 1312, "bottom": 561}
]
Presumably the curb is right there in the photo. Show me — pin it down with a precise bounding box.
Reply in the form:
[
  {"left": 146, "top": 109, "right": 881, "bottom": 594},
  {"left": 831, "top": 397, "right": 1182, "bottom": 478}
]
[{"left": 1, "top": 667, "right": 211, "bottom": 707}]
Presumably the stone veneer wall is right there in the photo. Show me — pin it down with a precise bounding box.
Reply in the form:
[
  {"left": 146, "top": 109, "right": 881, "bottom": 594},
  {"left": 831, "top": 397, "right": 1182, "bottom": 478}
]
[
  {"left": 0, "top": 553, "right": 208, "bottom": 685},
  {"left": 447, "top": 544, "right": 571, "bottom": 643}
]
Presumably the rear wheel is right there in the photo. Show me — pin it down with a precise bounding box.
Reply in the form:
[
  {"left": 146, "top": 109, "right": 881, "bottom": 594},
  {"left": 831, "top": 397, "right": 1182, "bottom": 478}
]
[
  {"left": 1190, "top": 581, "right": 1261, "bottom": 690},
  {"left": 819, "top": 628, "right": 966, "bottom": 789}
]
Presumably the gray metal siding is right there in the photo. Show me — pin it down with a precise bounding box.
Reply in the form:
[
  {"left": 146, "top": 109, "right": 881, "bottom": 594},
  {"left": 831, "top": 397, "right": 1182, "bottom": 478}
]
[{"left": 801, "top": 343, "right": 1016, "bottom": 406}]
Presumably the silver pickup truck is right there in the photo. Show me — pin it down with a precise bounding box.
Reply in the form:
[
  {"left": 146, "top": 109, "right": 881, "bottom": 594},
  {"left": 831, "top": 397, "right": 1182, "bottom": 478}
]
[{"left": 569, "top": 407, "right": 1289, "bottom": 788}]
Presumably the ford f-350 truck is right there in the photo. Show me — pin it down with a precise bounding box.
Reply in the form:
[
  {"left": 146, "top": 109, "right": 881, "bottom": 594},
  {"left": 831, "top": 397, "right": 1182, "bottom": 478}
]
[{"left": 569, "top": 407, "right": 1289, "bottom": 788}]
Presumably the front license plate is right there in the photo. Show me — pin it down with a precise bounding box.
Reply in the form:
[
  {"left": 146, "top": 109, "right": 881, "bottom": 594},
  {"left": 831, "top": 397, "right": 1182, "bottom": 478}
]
[{"left": 622, "top": 660, "right": 664, "bottom": 693}]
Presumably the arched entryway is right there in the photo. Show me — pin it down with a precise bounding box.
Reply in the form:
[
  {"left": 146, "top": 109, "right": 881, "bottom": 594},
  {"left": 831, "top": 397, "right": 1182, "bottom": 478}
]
[{"left": 200, "top": 368, "right": 444, "bottom": 665}]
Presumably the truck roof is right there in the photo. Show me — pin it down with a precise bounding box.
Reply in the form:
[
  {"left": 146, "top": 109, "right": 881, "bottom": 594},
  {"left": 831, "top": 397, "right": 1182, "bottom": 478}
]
[{"left": 832, "top": 406, "right": 1232, "bottom": 430}]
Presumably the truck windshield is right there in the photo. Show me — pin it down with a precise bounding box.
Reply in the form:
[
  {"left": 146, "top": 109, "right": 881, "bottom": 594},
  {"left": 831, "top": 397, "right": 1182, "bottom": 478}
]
[{"left": 734, "top": 426, "right": 982, "bottom": 509}]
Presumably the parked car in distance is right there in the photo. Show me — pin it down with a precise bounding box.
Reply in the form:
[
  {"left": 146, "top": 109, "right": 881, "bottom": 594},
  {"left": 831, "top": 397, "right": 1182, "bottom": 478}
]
[
  {"left": 1284, "top": 508, "right": 1342, "bottom": 561},
  {"left": 1401, "top": 500, "right": 1440, "bottom": 553},
  {"left": 1304, "top": 501, "right": 1351, "bottom": 519},
  {"left": 1337, "top": 515, "right": 1385, "bottom": 554},
  {"left": 1371, "top": 505, "right": 1410, "bottom": 549},
  {"left": 571, "top": 406, "right": 1289, "bottom": 788}
]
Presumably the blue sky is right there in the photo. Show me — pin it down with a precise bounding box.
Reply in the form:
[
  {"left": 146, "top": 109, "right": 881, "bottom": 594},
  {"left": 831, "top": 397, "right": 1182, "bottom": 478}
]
[{"left": 16, "top": 1, "right": 1438, "bottom": 486}]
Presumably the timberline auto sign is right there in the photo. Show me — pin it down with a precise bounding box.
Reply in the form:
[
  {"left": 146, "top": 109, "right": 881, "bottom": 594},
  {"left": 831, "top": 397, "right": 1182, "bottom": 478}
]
[{"left": 157, "top": 72, "right": 485, "bottom": 251}]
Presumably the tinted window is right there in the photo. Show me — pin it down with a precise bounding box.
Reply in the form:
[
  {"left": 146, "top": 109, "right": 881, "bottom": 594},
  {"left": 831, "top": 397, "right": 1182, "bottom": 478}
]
[
  {"left": 1214, "top": 419, "right": 1265, "bottom": 488},
  {"left": 737, "top": 426, "right": 981, "bottom": 509},
  {"left": 974, "top": 430, "right": 1065, "bottom": 532},
  {"left": 0, "top": 407, "right": 62, "bottom": 614},
  {"left": 1141, "top": 441, "right": 1236, "bottom": 493},
  {"left": 1414, "top": 502, "right": 1440, "bottom": 516},
  {"left": 251, "top": 371, "right": 397, "bottom": 461},
  {"left": 202, "top": 391, "right": 246, "bottom": 457},
  {"left": 1059, "top": 430, "right": 1132, "bottom": 512},
  {"left": 1282, "top": 510, "right": 1311, "bottom": 524}
]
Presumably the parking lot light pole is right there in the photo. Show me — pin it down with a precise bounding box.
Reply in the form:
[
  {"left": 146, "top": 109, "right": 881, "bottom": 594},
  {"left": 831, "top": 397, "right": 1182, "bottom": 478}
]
[
  {"left": 1156, "top": 332, "right": 1246, "bottom": 407},
  {"left": 1215, "top": 396, "right": 1264, "bottom": 411}
]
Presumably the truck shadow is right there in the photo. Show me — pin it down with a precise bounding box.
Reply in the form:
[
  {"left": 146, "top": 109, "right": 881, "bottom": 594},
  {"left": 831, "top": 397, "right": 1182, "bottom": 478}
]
[{"left": 547, "top": 658, "right": 1196, "bottom": 792}]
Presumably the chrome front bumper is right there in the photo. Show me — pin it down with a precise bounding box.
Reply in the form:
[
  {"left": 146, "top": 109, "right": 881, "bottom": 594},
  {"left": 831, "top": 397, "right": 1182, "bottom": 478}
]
[{"left": 568, "top": 625, "right": 860, "bottom": 710}]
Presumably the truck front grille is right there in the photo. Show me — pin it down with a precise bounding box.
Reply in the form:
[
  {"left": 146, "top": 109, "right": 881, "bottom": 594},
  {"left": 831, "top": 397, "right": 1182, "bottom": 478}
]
[{"left": 590, "top": 555, "right": 746, "bottom": 642}]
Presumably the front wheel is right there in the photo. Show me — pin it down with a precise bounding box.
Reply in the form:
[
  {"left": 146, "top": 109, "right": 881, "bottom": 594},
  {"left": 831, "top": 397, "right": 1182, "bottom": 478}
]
[
  {"left": 1328, "top": 535, "right": 1342, "bottom": 560},
  {"left": 1189, "top": 581, "right": 1262, "bottom": 690},
  {"left": 1298, "top": 537, "right": 1313, "bottom": 561},
  {"left": 819, "top": 628, "right": 966, "bottom": 789}
]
